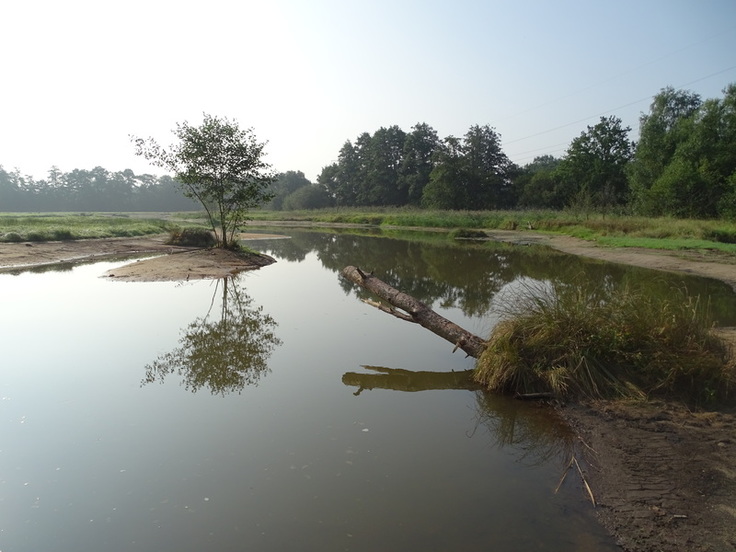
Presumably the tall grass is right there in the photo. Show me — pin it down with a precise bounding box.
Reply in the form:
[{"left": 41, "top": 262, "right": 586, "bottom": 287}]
[
  {"left": 251, "top": 207, "right": 736, "bottom": 251},
  {"left": 5, "top": 209, "right": 736, "bottom": 252},
  {"left": 0, "top": 214, "right": 178, "bottom": 242},
  {"left": 474, "top": 281, "right": 734, "bottom": 405}
]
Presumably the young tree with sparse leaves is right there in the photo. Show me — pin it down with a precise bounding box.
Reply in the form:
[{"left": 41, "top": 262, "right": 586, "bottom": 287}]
[{"left": 132, "top": 114, "right": 275, "bottom": 248}]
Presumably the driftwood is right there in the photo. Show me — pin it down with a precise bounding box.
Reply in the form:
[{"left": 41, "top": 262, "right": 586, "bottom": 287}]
[
  {"left": 342, "top": 365, "right": 481, "bottom": 395},
  {"left": 341, "top": 266, "right": 487, "bottom": 358}
]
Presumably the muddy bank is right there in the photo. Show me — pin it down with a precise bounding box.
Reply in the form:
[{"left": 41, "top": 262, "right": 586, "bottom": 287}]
[{"left": 561, "top": 401, "right": 736, "bottom": 552}]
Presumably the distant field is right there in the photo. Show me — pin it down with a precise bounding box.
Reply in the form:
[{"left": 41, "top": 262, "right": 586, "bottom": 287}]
[
  {"left": 0, "top": 213, "right": 177, "bottom": 242},
  {"left": 249, "top": 208, "right": 736, "bottom": 253},
  {"left": 2, "top": 210, "right": 736, "bottom": 254}
]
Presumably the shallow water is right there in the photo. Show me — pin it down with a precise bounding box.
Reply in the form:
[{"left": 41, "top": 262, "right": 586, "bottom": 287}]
[{"left": 3, "top": 230, "right": 732, "bottom": 551}]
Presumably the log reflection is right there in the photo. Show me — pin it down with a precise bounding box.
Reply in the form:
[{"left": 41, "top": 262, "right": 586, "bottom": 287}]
[
  {"left": 342, "top": 365, "right": 480, "bottom": 395},
  {"left": 342, "top": 365, "right": 572, "bottom": 465},
  {"left": 143, "top": 276, "right": 281, "bottom": 395}
]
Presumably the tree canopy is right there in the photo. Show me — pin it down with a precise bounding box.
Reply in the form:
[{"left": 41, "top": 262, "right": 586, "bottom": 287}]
[
  {"left": 628, "top": 85, "right": 736, "bottom": 218},
  {"left": 4, "top": 83, "right": 736, "bottom": 221},
  {"left": 556, "top": 116, "right": 634, "bottom": 212},
  {"left": 0, "top": 165, "right": 199, "bottom": 212},
  {"left": 132, "top": 114, "right": 275, "bottom": 248}
]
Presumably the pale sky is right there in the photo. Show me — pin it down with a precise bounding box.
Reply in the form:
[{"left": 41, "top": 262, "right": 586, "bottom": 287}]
[{"left": 2, "top": 0, "right": 735, "bottom": 183}]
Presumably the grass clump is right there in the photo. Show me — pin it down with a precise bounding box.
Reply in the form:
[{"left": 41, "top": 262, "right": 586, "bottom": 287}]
[
  {"left": 2, "top": 231, "right": 23, "bottom": 242},
  {"left": 167, "top": 227, "right": 216, "bottom": 247},
  {"left": 0, "top": 214, "right": 175, "bottom": 241},
  {"left": 474, "top": 281, "right": 734, "bottom": 405},
  {"left": 451, "top": 228, "right": 488, "bottom": 239}
]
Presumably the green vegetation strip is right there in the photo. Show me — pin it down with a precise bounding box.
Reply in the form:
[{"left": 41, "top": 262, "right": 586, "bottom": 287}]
[
  {"left": 3, "top": 210, "right": 736, "bottom": 254},
  {"left": 0, "top": 214, "right": 177, "bottom": 242},
  {"left": 250, "top": 208, "right": 736, "bottom": 250}
]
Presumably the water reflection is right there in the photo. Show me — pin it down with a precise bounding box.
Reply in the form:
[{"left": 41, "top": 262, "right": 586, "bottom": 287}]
[
  {"left": 254, "top": 228, "right": 736, "bottom": 325},
  {"left": 342, "top": 364, "right": 572, "bottom": 467},
  {"left": 342, "top": 365, "right": 480, "bottom": 395},
  {"left": 143, "top": 276, "right": 282, "bottom": 395},
  {"left": 0, "top": 252, "right": 158, "bottom": 276},
  {"left": 470, "top": 391, "right": 573, "bottom": 466}
]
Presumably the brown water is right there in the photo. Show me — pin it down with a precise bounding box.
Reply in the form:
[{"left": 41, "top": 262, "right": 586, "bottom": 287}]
[{"left": 3, "top": 229, "right": 733, "bottom": 551}]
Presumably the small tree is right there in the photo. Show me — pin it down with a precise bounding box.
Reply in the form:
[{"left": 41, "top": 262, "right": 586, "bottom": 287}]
[{"left": 132, "top": 114, "right": 275, "bottom": 248}]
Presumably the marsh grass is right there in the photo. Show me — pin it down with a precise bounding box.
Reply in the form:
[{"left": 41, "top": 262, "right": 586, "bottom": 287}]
[
  {"left": 474, "top": 281, "right": 734, "bottom": 405},
  {"left": 450, "top": 228, "right": 489, "bottom": 239},
  {"left": 0, "top": 214, "right": 177, "bottom": 242},
  {"left": 597, "top": 236, "right": 736, "bottom": 253},
  {"left": 6, "top": 210, "right": 736, "bottom": 251},
  {"left": 251, "top": 208, "right": 736, "bottom": 251}
]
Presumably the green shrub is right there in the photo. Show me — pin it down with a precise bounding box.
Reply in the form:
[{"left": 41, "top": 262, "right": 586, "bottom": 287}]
[
  {"left": 2, "top": 232, "right": 23, "bottom": 242},
  {"left": 704, "top": 229, "right": 736, "bottom": 244},
  {"left": 26, "top": 231, "right": 51, "bottom": 242},
  {"left": 499, "top": 219, "right": 518, "bottom": 230},
  {"left": 451, "top": 228, "right": 488, "bottom": 239},
  {"left": 51, "top": 229, "right": 74, "bottom": 240},
  {"left": 474, "top": 281, "right": 734, "bottom": 405},
  {"left": 167, "top": 227, "right": 216, "bottom": 247}
]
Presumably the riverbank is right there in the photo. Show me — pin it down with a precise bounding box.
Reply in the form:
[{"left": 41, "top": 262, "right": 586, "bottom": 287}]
[
  {"left": 1, "top": 230, "right": 735, "bottom": 551},
  {"left": 0, "top": 233, "right": 283, "bottom": 280},
  {"left": 562, "top": 400, "right": 736, "bottom": 552}
]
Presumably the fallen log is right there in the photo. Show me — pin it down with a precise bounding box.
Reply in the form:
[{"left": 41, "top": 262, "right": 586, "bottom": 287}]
[{"left": 341, "top": 265, "right": 487, "bottom": 358}]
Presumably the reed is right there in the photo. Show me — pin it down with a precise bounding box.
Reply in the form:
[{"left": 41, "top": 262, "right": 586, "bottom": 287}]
[{"left": 474, "top": 280, "right": 734, "bottom": 405}]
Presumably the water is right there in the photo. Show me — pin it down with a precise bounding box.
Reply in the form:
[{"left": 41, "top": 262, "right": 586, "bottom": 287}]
[{"left": 3, "top": 229, "right": 733, "bottom": 551}]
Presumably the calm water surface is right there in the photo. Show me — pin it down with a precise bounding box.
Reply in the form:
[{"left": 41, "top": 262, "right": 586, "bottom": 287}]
[{"left": 3, "top": 230, "right": 734, "bottom": 551}]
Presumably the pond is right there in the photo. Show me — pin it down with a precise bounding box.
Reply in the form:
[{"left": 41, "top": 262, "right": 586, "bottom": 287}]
[{"left": 2, "top": 229, "right": 734, "bottom": 551}]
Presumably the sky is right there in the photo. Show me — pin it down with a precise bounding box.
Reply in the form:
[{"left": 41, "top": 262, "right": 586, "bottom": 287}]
[{"left": 2, "top": 0, "right": 735, "bottom": 183}]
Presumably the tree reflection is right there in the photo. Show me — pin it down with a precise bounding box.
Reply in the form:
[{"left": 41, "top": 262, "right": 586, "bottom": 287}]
[
  {"left": 143, "top": 276, "right": 282, "bottom": 395},
  {"left": 254, "top": 228, "right": 736, "bottom": 325}
]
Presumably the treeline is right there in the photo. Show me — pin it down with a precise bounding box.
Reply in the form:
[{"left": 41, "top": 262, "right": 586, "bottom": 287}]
[
  {"left": 0, "top": 166, "right": 200, "bottom": 212},
  {"left": 272, "top": 84, "right": 736, "bottom": 219},
  {"left": 3, "top": 84, "right": 734, "bottom": 218}
]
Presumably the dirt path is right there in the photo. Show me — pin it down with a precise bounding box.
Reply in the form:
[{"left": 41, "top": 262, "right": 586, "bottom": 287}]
[{"left": 1, "top": 229, "right": 736, "bottom": 551}]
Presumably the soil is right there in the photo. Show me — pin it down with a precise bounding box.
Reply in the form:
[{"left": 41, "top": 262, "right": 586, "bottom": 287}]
[
  {"left": 0, "top": 233, "right": 283, "bottom": 281},
  {"left": 1, "top": 227, "right": 736, "bottom": 551},
  {"left": 482, "top": 228, "right": 736, "bottom": 292},
  {"left": 562, "top": 401, "right": 736, "bottom": 552}
]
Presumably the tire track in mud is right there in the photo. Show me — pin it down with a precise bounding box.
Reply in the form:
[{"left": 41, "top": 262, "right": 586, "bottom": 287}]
[{"left": 563, "top": 401, "right": 736, "bottom": 552}]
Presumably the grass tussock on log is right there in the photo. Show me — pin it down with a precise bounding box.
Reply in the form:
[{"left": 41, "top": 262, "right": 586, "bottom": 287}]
[{"left": 474, "top": 281, "right": 735, "bottom": 405}]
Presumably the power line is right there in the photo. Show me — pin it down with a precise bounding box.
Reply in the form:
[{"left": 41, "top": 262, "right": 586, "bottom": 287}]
[
  {"left": 502, "top": 64, "right": 736, "bottom": 147},
  {"left": 495, "top": 25, "right": 736, "bottom": 124}
]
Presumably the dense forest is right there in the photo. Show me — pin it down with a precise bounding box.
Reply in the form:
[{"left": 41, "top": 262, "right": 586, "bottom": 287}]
[
  {"left": 2, "top": 85, "right": 735, "bottom": 218},
  {"left": 0, "top": 166, "right": 200, "bottom": 212}
]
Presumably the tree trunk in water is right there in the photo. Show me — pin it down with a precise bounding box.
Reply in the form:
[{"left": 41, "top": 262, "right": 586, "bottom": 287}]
[{"left": 341, "top": 266, "right": 487, "bottom": 358}]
